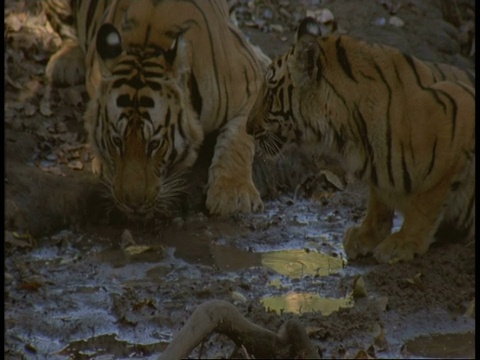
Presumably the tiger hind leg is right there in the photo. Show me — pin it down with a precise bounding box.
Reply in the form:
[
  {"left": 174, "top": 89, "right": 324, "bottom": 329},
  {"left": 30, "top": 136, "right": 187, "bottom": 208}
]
[
  {"left": 343, "top": 187, "right": 394, "bottom": 260},
  {"left": 43, "top": 0, "right": 85, "bottom": 86},
  {"left": 436, "top": 158, "right": 475, "bottom": 242},
  {"left": 46, "top": 40, "right": 85, "bottom": 86},
  {"left": 373, "top": 171, "right": 456, "bottom": 263}
]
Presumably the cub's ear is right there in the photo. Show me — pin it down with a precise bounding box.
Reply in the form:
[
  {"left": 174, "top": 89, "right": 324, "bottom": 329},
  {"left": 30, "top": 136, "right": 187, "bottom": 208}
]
[
  {"left": 96, "top": 24, "right": 122, "bottom": 60},
  {"left": 292, "top": 19, "right": 321, "bottom": 83},
  {"left": 296, "top": 17, "right": 322, "bottom": 41}
]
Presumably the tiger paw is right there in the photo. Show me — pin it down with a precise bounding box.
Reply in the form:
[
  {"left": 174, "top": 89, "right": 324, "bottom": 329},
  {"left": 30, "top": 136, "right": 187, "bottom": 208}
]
[
  {"left": 373, "top": 232, "right": 431, "bottom": 264},
  {"left": 46, "top": 40, "right": 85, "bottom": 86},
  {"left": 206, "top": 178, "right": 264, "bottom": 216},
  {"left": 343, "top": 226, "right": 383, "bottom": 260}
]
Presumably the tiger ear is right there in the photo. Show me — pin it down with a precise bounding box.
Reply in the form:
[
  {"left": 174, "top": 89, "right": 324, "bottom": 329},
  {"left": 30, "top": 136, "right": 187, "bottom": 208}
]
[
  {"left": 96, "top": 23, "right": 123, "bottom": 73},
  {"left": 296, "top": 17, "right": 322, "bottom": 41},
  {"left": 292, "top": 18, "right": 321, "bottom": 83}
]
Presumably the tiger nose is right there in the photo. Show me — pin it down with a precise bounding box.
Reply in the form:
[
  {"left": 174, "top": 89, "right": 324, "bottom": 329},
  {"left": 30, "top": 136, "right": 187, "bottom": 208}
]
[{"left": 123, "top": 193, "right": 147, "bottom": 212}]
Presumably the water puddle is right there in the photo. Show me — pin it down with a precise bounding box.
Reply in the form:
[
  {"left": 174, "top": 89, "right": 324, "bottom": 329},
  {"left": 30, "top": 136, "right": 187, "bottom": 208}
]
[
  {"left": 261, "top": 292, "right": 354, "bottom": 316},
  {"left": 57, "top": 334, "right": 168, "bottom": 359},
  {"left": 96, "top": 245, "right": 166, "bottom": 268},
  {"left": 212, "top": 245, "right": 345, "bottom": 278},
  {"left": 403, "top": 332, "right": 475, "bottom": 359}
]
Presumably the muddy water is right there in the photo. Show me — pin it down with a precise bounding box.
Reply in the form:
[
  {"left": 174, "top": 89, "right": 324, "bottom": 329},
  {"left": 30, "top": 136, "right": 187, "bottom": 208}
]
[{"left": 5, "top": 191, "right": 475, "bottom": 359}]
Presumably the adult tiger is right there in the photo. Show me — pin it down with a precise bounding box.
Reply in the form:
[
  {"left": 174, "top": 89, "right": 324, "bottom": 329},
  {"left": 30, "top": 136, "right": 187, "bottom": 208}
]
[
  {"left": 247, "top": 17, "right": 475, "bottom": 263},
  {"left": 45, "top": 0, "right": 270, "bottom": 216}
]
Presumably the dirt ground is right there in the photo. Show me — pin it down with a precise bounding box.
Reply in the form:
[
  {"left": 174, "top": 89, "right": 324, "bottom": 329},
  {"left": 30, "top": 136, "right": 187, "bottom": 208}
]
[{"left": 4, "top": 0, "right": 475, "bottom": 359}]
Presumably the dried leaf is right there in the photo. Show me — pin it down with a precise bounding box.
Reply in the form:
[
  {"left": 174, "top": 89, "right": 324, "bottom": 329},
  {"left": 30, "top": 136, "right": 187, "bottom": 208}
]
[
  {"left": 39, "top": 98, "right": 53, "bottom": 116},
  {"left": 320, "top": 170, "right": 345, "bottom": 191},
  {"left": 124, "top": 245, "right": 152, "bottom": 256},
  {"left": 389, "top": 16, "right": 404, "bottom": 28},
  {"left": 352, "top": 275, "right": 368, "bottom": 298},
  {"left": 121, "top": 229, "right": 136, "bottom": 247},
  {"left": 370, "top": 322, "right": 387, "bottom": 351},
  {"left": 5, "top": 231, "right": 33, "bottom": 248},
  {"left": 67, "top": 160, "right": 84, "bottom": 170},
  {"left": 406, "top": 272, "right": 423, "bottom": 286}
]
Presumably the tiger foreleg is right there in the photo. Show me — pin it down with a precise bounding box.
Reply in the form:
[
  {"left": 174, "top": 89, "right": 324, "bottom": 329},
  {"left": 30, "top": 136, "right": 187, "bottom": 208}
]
[
  {"left": 206, "top": 116, "right": 264, "bottom": 216},
  {"left": 344, "top": 187, "right": 393, "bottom": 260},
  {"left": 373, "top": 173, "right": 454, "bottom": 263}
]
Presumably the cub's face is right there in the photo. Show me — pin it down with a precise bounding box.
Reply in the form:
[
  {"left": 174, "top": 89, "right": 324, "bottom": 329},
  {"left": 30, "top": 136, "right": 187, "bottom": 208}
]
[
  {"left": 88, "top": 24, "right": 203, "bottom": 217},
  {"left": 247, "top": 52, "right": 299, "bottom": 156}
]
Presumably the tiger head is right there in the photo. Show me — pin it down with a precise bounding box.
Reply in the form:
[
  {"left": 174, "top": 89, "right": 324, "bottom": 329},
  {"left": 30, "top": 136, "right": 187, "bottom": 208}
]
[
  {"left": 86, "top": 23, "right": 203, "bottom": 217},
  {"left": 247, "top": 17, "right": 323, "bottom": 156}
]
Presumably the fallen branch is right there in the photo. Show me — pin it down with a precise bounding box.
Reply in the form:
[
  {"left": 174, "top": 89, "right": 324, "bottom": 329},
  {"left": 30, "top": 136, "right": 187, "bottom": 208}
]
[{"left": 159, "top": 300, "right": 319, "bottom": 359}]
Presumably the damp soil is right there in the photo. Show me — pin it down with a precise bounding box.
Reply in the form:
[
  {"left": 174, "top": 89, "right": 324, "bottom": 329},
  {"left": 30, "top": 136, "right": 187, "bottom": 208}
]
[{"left": 4, "top": 0, "right": 475, "bottom": 359}]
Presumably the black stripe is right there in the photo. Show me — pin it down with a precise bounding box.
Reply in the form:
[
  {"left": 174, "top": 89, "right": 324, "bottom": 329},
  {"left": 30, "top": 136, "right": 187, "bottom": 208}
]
[
  {"left": 335, "top": 37, "right": 357, "bottom": 83},
  {"left": 462, "top": 192, "right": 475, "bottom": 228},
  {"left": 146, "top": 81, "right": 162, "bottom": 91},
  {"left": 86, "top": 0, "right": 99, "bottom": 37},
  {"left": 116, "top": 94, "right": 131, "bottom": 107},
  {"left": 112, "top": 69, "right": 133, "bottom": 76},
  {"left": 436, "top": 89, "right": 458, "bottom": 142},
  {"left": 228, "top": 26, "right": 259, "bottom": 77},
  {"left": 323, "top": 77, "right": 349, "bottom": 111},
  {"left": 113, "top": 76, "right": 145, "bottom": 90},
  {"left": 403, "top": 53, "right": 447, "bottom": 113},
  {"left": 142, "top": 61, "right": 165, "bottom": 69},
  {"left": 373, "top": 63, "right": 395, "bottom": 187},
  {"left": 401, "top": 143, "right": 412, "bottom": 193},
  {"left": 183, "top": 0, "right": 221, "bottom": 121},
  {"left": 353, "top": 105, "right": 375, "bottom": 184},
  {"left": 164, "top": 108, "right": 171, "bottom": 127},
  {"left": 433, "top": 63, "right": 446, "bottom": 81},
  {"left": 144, "top": 24, "right": 151, "bottom": 46},
  {"left": 426, "top": 138, "right": 437, "bottom": 176},
  {"left": 139, "top": 96, "right": 154, "bottom": 108},
  {"left": 189, "top": 73, "right": 202, "bottom": 116},
  {"left": 177, "top": 111, "right": 185, "bottom": 138},
  {"left": 220, "top": 78, "right": 229, "bottom": 128},
  {"left": 356, "top": 158, "right": 369, "bottom": 179},
  {"left": 142, "top": 70, "right": 165, "bottom": 78},
  {"left": 141, "top": 111, "right": 152, "bottom": 124}
]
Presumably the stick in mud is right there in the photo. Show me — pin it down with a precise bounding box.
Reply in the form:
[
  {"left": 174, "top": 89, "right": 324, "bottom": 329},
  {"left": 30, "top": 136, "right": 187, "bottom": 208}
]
[{"left": 159, "top": 299, "right": 320, "bottom": 359}]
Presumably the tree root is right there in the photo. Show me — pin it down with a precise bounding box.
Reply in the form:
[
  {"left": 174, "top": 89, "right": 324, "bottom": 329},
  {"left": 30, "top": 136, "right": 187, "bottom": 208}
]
[{"left": 159, "top": 300, "right": 320, "bottom": 359}]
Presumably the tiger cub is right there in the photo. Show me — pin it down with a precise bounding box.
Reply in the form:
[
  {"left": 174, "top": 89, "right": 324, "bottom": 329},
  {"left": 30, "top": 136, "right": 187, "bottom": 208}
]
[
  {"left": 247, "top": 17, "right": 475, "bottom": 263},
  {"left": 44, "top": 0, "right": 270, "bottom": 217}
]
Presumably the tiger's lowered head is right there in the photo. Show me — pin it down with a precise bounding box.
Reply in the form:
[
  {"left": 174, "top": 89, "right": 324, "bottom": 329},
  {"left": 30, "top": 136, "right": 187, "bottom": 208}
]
[
  {"left": 85, "top": 24, "right": 203, "bottom": 216},
  {"left": 45, "top": 0, "right": 270, "bottom": 217},
  {"left": 248, "top": 17, "right": 475, "bottom": 263}
]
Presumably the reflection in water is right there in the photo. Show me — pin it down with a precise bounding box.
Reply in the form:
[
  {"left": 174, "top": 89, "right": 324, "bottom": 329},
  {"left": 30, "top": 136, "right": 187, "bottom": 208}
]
[
  {"left": 261, "top": 292, "right": 353, "bottom": 316},
  {"left": 261, "top": 249, "right": 345, "bottom": 278},
  {"left": 213, "top": 246, "right": 350, "bottom": 315},
  {"left": 212, "top": 245, "right": 345, "bottom": 278}
]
